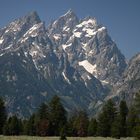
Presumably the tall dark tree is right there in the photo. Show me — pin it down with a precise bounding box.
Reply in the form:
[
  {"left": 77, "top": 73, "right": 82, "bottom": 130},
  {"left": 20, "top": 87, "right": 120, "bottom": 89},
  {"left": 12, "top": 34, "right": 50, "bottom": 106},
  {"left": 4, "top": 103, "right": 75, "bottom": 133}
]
[
  {"left": 134, "top": 91, "right": 140, "bottom": 114},
  {"left": 60, "top": 126, "right": 67, "bottom": 140},
  {"left": 97, "top": 99, "right": 117, "bottom": 137},
  {"left": 66, "top": 114, "right": 77, "bottom": 136},
  {"left": 36, "top": 103, "right": 50, "bottom": 136},
  {"left": 119, "top": 100, "right": 128, "bottom": 137},
  {"left": 73, "top": 111, "right": 89, "bottom": 137},
  {"left": 3, "top": 115, "right": 22, "bottom": 135},
  {"left": 111, "top": 114, "right": 121, "bottom": 139},
  {"left": 49, "top": 95, "right": 67, "bottom": 136},
  {"left": 133, "top": 91, "right": 140, "bottom": 140},
  {"left": 25, "top": 114, "right": 36, "bottom": 136},
  {"left": 0, "top": 97, "right": 7, "bottom": 134},
  {"left": 127, "top": 107, "right": 138, "bottom": 137},
  {"left": 88, "top": 118, "right": 98, "bottom": 136}
]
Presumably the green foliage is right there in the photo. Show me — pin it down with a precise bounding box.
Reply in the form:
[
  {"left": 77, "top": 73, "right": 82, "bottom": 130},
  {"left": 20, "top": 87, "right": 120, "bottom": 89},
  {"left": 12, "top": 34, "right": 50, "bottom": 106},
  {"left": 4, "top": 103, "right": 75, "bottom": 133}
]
[
  {"left": 3, "top": 115, "right": 23, "bottom": 135},
  {"left": 134, "top": 91, "right": 140, "bottom": 114},
  {"left": 0, "top": 97, "right": 7, "bottom": 134},
  {"left": 59, "top": 126, "right": 67, "bottom": 140},
  {"left": 119, "top": 100, "right": 128, "bottom": 137},
  {"left": 0, "top": 94, "right": 139, "bottom": 139},
  {"left": 49, "top": 95, "right": 67, "bottom": 136},
  {"left": 97, "top": 99, "right": 117, "bottom": 137},
  {"left": 88, "top": 118, "right": 98, "bottom": 136},
  {"left": 134, "top": 126, "right": 140, "bottom": 140},
  {"left": 133, "top": 91, "right": 140, "bottom": 140},
  {"left": 73, "top": 111, "right": 89, "bottom": 137},
  {"left": 111, "top": 114, "right": 121, "bottom": 139},
  {"left": 36, "top": 103, "right": 50, "bottom": 136},
  {"left": 127, "top": 107, "right": 138, "bottom": 137},
  {"left": 25, "top": 114, "right": 37, "bottom": 136}
]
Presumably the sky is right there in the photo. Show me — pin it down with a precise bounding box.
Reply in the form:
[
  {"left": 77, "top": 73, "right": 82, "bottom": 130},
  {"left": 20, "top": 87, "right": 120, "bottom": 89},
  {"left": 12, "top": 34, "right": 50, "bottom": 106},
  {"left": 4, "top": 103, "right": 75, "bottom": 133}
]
[{"left": 0, "top": 0, "right": 140, "bottom": 59}]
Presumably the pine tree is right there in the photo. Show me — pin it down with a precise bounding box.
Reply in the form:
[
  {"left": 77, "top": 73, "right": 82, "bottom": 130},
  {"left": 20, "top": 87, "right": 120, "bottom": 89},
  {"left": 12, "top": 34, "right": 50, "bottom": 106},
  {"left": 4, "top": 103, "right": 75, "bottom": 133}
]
[
  {"left": 127, "top": 107, "right": 137, "bottom": 137},
  {"left": 133, "top": 91, "right": 140, "bottom": 140},
  {"left": 111, "top": 114, "right": 121, "bottom": 139},
  {"left": 49, "top": 95, "right": 67, "bottom": 136},
  {"left": 60, "top": 126, "right": 67, "bottom": 140},
  {"left": 67, "top": 114, "right": 77, "bottom": 136},
  {"left": 0, "top": 97, "right": 7, "bottom": 134},
  {"left": 26, "top": 114, "right": 36, "bottom": 136},
  {"left": 97, "top": 99, "right": 117, "bottom": 137},
  {"left": 119, "top": 100, "right": 128, "bottom": 137},
  {"left": 88, "top": 118, "right": 97, "bottom": 136},
  {"left": 36, "top": 103, "right": 50, "bottom": 136},
  {"left": 3, "top": 115, "right": 22, "bottom": 135},
  {"left": 73, "top": 111, "right": 89, "bottom": 137}
]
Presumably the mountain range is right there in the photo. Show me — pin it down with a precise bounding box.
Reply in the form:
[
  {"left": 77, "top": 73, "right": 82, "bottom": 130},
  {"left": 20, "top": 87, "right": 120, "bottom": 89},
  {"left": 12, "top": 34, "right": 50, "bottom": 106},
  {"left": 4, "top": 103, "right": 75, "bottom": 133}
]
[{"left": 0, "top": 10, "right": 139, "bottom": 117}]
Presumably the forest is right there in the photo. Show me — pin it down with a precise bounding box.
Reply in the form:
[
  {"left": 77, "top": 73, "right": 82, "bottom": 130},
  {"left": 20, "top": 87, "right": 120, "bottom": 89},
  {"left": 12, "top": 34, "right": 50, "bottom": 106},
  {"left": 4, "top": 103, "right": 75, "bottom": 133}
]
[{"left": 0, "top": 92, "right": 140, "bottom": 140}]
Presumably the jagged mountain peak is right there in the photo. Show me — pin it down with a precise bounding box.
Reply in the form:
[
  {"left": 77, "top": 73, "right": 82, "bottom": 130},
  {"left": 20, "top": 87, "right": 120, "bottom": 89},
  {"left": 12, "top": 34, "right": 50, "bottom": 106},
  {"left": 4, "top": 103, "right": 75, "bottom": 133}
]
[
  {"left": 129, "top": 52, "right": 140, "bottom": 63},
  {"left": 0, "top": 10, "right": 134, "bottom": 117},
  {"left": 47, "top": 9, "right": 79, "bottom": 35},
  {"left": 21, "top": 11, "right": 41, "bottom": 24},
  {"left": 80, "top": 16, "right": 98, "bottom": 26},
  {"left": 61, "top": 9, "right": 77, "bottom": 18}
]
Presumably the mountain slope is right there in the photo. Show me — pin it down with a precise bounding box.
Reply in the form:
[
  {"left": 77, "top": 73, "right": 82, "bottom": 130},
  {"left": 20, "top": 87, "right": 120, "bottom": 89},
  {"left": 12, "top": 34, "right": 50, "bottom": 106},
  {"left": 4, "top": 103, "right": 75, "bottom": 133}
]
[{"left": 0, "top": 10, "right": 129, "bottom": 117}]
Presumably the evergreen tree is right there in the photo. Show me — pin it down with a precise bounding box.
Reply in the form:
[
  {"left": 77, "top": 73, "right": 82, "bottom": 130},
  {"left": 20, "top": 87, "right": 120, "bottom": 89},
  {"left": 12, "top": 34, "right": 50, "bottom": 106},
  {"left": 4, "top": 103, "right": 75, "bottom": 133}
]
[
  {"left": 119, "top": 100, "right": 128, "bottom": 137},
  {"left": 3, "top": 115, "right": 22, "bottom": 135},
  {"left": 67, "top": 114, "right": 77, "bottom": 136},
  {"left": 134, "top": 91, "right": 140, "bottom": 114},
  {"left": 133, "top": 91, "right": 140, "bottom": 140},
  {"left": 97, "top": 99, "right": 117, "bottom": 137},
  {"left": 127, "top": 107, "right": 138, "bottom": 137},
  {"left": 25, "top": 114, "right": 36, "bottom": 136},
  {"left": 60, "top": 126, "right": 67, "bottom": 140},
  {"left": 36, "top": 103, "right": 50, "bottom": 136},
  {"left": 73, "top": 111, "right": 89, "bottom": 137},
  {"left": 88, "top": 118, "right": 97, "bottom": 136},
  {"left": 111, "top": 114, "right": 121, "bottom": 139},
  {"left": 0, "top": 97, "right": 7, "bottom": 134},
  {"left": 49, "top": 95, "right": 67, "bottom": 136}
]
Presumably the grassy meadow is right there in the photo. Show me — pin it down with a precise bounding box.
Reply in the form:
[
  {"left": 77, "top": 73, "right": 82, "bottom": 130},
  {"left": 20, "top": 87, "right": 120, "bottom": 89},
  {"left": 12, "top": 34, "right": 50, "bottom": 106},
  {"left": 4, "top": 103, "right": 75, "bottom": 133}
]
[{"left": 0, "top": 136, "right": 134, "bottom": 140}]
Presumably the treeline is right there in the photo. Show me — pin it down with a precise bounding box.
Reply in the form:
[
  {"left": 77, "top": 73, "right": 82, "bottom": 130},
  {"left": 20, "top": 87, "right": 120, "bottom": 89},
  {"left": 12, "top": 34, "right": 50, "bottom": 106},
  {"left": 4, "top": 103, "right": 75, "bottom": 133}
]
[{"left": 0, "top": 92, "right": 140, "bottom": 139}]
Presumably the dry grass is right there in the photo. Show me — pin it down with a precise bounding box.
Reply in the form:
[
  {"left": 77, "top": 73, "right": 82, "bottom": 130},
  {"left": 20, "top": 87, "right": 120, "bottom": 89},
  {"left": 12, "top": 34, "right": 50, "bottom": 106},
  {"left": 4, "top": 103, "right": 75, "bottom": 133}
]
[{"left": 0, "top": 136, "right": 134, "bottom": 140}]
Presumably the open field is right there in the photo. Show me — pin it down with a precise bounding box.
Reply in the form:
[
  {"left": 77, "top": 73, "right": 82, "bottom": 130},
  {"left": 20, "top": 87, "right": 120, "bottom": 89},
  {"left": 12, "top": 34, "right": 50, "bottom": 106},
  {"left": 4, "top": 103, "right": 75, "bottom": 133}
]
[{"left": 0, "top": 136, "right": 134, "bottom": 140}]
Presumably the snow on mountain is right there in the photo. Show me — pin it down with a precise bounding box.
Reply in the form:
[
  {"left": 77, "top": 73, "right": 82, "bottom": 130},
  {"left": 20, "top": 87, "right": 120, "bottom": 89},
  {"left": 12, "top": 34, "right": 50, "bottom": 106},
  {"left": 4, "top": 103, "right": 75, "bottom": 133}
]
[
  {"left": 0, "top": 10, "right": 131, "bottom": 117},
  {"left": 0, "top": 38, "right": 4, "bottom": 44},
  {"left": 79, "top": 60, "right": 97, "bottom": 77}
]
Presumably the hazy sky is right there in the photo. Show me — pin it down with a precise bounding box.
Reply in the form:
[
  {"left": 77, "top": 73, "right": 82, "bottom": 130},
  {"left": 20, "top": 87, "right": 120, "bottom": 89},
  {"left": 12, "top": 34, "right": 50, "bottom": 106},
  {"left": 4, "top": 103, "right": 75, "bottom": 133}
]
[{"left": 0, "top": 0, "right": 140, "bottom": 59}]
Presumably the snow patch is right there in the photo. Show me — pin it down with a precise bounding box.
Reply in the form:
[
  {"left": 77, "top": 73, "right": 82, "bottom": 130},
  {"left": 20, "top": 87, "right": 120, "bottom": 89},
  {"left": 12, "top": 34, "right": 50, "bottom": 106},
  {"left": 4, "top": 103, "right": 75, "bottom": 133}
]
[
  {"left": 73, "top": 32, "right": 82, "bottom": 38},
  {"left": 3, "top": 46, "right": 11, "bottom": 50},
  {"left": 23, "top": 60, "right": 27, "bottom": 63},
  {"left": 63, "top": 26, "right": 70, "bottom": 32},
  {"left": 23, "top": 23, "right": 43, "bottom": 38},
  {"left": 30, "top": 51, "right": 38, "bottom": 57},
  {"left": 81, "top": 43, "right": 87, "bottom": 51},
  {"left": 87, "top": 75, "right": 92, "bottom": 80},
  {"left": 0, "top": 53, "right": 4, "bottom": 57},
  {"left": 62, "top": 72, "right": 71, "bottom": 84},
  {"left": 85, "top": 27, "right": 106, "bottom": 37},
  {"left": 24, "top": 52, "right": 28, "bottom": 57},
  {"left": 100, "top": 80, "right": 109, "bottom": 85},
  {"left": 79, "top": 60, "right": 97, "bottom": 77},
  {"left": 53, "top": 34, "right": 61, "bottom": 40},
  {"left": 0, "top": 39, "right": 4, "bottom": 44},
  {"left": 76, "top": 19, "right": 97, "bottom": 28},
  {"left": 62, "top": 43, "right": 72, "bottom": 51}
]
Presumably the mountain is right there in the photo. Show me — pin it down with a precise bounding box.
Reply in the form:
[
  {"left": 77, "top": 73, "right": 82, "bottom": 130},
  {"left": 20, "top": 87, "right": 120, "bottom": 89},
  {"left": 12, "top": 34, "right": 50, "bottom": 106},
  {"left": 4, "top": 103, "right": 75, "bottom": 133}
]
[
  {"left": 0, "top": 10, "right": 132, "bottom": 117},
  {"left": 114, "top": 53, "right": 140, "bottom": 103}
]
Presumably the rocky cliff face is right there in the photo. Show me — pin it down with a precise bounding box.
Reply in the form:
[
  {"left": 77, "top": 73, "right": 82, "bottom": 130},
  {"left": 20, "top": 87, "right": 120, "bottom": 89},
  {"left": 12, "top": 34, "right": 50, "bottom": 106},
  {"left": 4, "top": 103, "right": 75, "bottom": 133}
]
[{"left": 0, "top": 10, "right": 132, "bottom": 117}]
